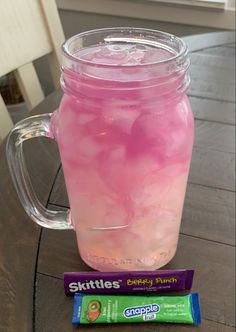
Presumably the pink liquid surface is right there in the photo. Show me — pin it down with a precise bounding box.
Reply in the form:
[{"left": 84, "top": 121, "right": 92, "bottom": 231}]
[{"left": 55, "top": 43, "right": 194, "bottom": 271}]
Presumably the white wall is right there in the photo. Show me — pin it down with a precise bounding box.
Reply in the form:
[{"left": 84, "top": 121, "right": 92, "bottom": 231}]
[
  {"left": 59, "top": 9, "right": 218, "bottom": 39},
  {"left": 57, "top": 0, "right": 235, "bottom": 30}
]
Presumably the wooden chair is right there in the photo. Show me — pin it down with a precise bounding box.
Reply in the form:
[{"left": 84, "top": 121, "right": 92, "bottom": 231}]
[{"left": 0, "top": 0, "right": 65, "bottom": 142}]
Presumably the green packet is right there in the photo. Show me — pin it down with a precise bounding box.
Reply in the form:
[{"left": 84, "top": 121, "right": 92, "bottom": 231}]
[{"left": 72, "top": 292, "right": 201, "bottom": 325}]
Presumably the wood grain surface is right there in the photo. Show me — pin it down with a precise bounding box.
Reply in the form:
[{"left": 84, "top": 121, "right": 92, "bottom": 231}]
[
  {"left": 0, "top": 33, "right": 235, "bottom": 332},
  {"left": 35, "top": 273, "right": 235, "bottom": 332},
  {"left": 37, "top": 233, "right": 235, "bottom": 329},
  {"left": 189, "top": 96, "right": 235, "bottom": 125},
  {"left": 0, "top": 93, "right": 61, "bottom": 332},
  {"left": 200, "top": 45, "right": 235, "bottom": 58}
]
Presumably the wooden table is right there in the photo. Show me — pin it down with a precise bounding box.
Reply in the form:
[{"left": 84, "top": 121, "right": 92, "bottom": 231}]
[{"left": 0, "top": 32, "right": 235, "bottom": 332}]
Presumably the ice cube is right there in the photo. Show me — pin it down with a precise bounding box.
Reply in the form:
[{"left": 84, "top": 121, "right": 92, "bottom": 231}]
[
  {"left": 132, "top": 112, "right": 167, "bottom": 140},
  {"left": 109, "top": 146, "right": 126, "bottom": 162},
  {"left": 141, "top": 48, "right": 174, "bottom": 64},
  {"left": 77, "top": 113, "right": 96, "bottom": 125},
  {"left": 130, "top": 156, "right": 161, "bottom": 176},
  {"left": 78, "top": 136, "right": 105, "bottom": 158},
  {"left": 88, "top": 45, "right": 130, "bottom": 65},
  {"left": 98, "top": 146, "right": 127, "bottom": 193},
  {"left": 131, "top": 111, "right": 191, "bottom": 162},
  {"left": 132, "top": 181, "right": 162, "bottom": 207},
  {"left": 103, "top": 105, "right": 140, "bottom": 134},
  {"left": 76, "top": 194, "right": 128, "bottom": 229},
  {"left": 102, "top": 199, "right": 128, "bottom": 228},
  {"left": 86, "top": 116, "right": 127, "bottom": 146},
  {"left": 165, "top": 130, "right": 188, "bottom": 158}
]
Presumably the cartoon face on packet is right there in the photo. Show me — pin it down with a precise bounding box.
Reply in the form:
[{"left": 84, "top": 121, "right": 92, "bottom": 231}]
[{"left": 86, "top": 300, "right": 102, "bottom": 322}]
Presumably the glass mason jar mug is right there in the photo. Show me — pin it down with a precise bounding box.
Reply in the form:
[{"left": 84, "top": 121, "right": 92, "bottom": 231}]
[{"left": 6, "top": 28, "right": 194, "bottom": 272}]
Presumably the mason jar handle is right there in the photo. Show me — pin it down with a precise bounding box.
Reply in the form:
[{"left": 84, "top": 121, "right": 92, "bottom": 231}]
[{"left": 6, "top": 113, "right": 73, "bottom": 230}]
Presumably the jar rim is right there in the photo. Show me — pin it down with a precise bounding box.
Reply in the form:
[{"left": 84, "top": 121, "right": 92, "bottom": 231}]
[{"left": 61, "top": 27, "right": 188, "bottom": 69}]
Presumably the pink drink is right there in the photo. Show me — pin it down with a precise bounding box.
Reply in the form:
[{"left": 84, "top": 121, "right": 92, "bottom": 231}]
[{"left": 55, "top": 38, "right": 194, "bottom": 271}]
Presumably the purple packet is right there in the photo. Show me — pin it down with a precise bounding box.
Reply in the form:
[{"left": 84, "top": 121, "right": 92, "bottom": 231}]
[{"left": 64, "top": 269, "right": 194, "bottom": 296}]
